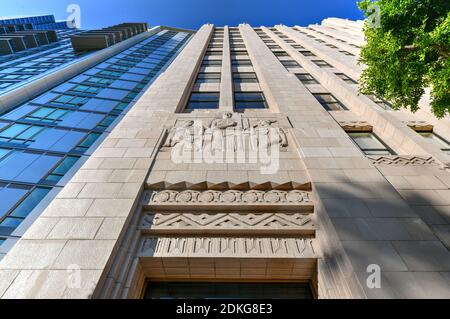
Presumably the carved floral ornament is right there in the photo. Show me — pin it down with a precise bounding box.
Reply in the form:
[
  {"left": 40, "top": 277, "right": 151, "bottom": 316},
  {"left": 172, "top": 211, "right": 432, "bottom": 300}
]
[{"left": 150, "top": 189, "right": 312, "bottom": 204}]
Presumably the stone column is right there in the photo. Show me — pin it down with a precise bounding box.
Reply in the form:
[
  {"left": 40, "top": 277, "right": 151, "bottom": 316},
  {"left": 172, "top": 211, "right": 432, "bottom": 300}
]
[{"left": 219, "top": 26, "right": 234, "bottom": 112}]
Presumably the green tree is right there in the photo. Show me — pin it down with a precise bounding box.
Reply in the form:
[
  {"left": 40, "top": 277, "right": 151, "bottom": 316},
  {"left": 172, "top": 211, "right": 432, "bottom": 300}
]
[{"left": 358, "top": 0, "right": 450, "bottom": 118}]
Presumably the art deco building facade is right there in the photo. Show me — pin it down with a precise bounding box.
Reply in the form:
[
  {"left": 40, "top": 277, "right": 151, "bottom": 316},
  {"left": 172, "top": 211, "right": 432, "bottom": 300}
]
[{"left": 0, "top": 17, "right": 449, "bottom": 299}]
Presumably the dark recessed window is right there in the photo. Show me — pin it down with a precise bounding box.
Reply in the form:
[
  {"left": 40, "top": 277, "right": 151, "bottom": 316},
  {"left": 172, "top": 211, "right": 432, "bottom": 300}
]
[
  {"left": 312, "top": 60, "right": 332, "bottom": 68},
  {"left": 144, "top": 282, "right": 313, "bottom": 299},
  {"left": 326, "top": 44, "right": 338, "bottom": 49},
  {"left": 208, "top": 43, "right": 223, "bottom": 49},
  {"left": 186, "top": 92, "right": 220, "bottom": 110},
  {"left": 367, "top": 95, "right": 392, "bottom": 110},
  {"left": 233, "top": 72, "right": 258, "bottom": 83},
  {"left": 313, "top": 93, "right": 348, "bottom": 111},
  {"left": 281, "top": 60, "right": 301, "bottom": 70},
  {"left": 299, "top": 50, "right": 316, "bottom": 57},
  {"left": 196, "top": 73, "right": 221, "bottom": 84},
  {"left": 205, "top": 50, "right": 222, "bottom": 56},
  {"left": 296, "top": 73, "right": 319, "bottom": 85},
  {"left": 274, "top": 51, "right": 289, "bottom": 57},
  {"left": 202, "top": 60, "right": 222, "bottom": 67},
  {"left": 335, "top": 73, "right": 356, "bottom": 84},
  {"left": 339, "top": 50, "right": 355, "bottom": 56},
  {"left": 292, "top": 44, "right": 305, "bottom": 49},
  {"left": 231, "top": 50, "right": 248, "bottom": 56},
  {"left": 232, "top": 59, "right": 253, "bottom": 67},
  {"left": 235, "top": 92, "right": 268, "bottom": 110},
  {"left": 231, "top": 44, "right": 246, "bottom": 49},
  {"left": 268, "top": 45, "right": 282, "bottom": 50},
  {"left": 348, "top": 132, "right": 394, "bottom": 155}
]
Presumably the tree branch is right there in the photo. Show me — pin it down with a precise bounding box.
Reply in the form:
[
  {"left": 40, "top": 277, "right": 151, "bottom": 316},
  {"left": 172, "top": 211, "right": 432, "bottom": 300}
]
[{"left": 402, "top": 44, "right": 449, "bottom": 58}]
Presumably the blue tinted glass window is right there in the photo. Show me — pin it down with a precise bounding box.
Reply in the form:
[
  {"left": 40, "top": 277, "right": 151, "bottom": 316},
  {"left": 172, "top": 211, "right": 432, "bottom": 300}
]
[
  {"left": 0, "top": 185, "right": 29, "bottom": 217},
  {"left": 28, "top": 129, "right": 86, "bottom": 153},
  {"left": 0, "top": 148, "right": 11, "bottom": 162},
  {"left": 10, "top": 187, "right": 51, "bottom": 218},
  {"left": 74, "top": 132, "right": 101, "bottom": 152},
  {"left": 14, "top": 152, "right": 62, "bottom": 183},
  {"left": 44, "top": 156, "right": 79, "bottom": 182},
  {"left": 0, "top": 124, "right": 44, "bottom": 144},
  {"left": 0, "top": 30, "right": 191, "bottom": 244},
  {"left": 0, "top": 124, "right": 29, "bottom": 139},
  {"left": 0, "top": 217, "right": 22, "bottom": 229}
]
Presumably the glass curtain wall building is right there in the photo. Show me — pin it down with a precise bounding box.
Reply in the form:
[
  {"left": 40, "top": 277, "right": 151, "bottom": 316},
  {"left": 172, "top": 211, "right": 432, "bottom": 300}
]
[
  {"left": 0, "top": 31, "right": 83, "bottom": 91},
  {"left": 0, "top": 27, "right": 192, "bottom": 251},
  {"left": 0, "top": 15, "right": 72, "bottom": 30},
  {"left": 0, "top": 15, "right": 81, "bottom": 91}
]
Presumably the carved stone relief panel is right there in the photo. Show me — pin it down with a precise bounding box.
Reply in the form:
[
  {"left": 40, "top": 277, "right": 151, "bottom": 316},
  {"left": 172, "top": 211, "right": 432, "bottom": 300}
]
[{"left": 161, "top": 112, "right": 291, "bottom": 152}]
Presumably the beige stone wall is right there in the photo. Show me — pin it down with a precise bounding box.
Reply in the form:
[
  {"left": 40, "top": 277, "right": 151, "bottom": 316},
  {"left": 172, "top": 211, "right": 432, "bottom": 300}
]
[{"left": 0, "top": 19, "right": 449, "bottom": 299}]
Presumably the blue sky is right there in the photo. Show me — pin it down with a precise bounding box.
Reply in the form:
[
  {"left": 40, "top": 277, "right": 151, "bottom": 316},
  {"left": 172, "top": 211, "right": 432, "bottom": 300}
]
[{"left": 0, "top": 0, "right": 364, "bottom": 30}]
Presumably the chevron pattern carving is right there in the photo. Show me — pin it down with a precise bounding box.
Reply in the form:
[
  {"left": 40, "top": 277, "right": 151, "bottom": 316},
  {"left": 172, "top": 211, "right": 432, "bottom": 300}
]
[
  {"left": 368, "top": 155, "right": 437, "bottom": 166},
  {"left": 139, "top": 236, "right": 317, "bottom": 258},
  {"left": 139, "top": 212, "right": 314, "bottom": 235}
]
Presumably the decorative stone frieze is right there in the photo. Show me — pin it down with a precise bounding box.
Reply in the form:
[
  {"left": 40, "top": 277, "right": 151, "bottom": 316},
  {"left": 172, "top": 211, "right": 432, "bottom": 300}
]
[
  {"left": 368, "top": 155, "right": 437, "bottom": 166},
  {"left": 139, "top": 236, "right": 317, "bottom": 258},
  {"left": 139, "top": 212, "right": 315, "bottom": 235},
  {"left": 146, "top": 189, "right": 312, "bottom": 204}
]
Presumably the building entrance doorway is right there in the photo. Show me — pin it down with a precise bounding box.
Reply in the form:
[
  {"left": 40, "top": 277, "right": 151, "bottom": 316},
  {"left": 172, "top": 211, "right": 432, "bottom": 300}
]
[{"left": 144, "top": 282, "right": 313, "bottom": 299}]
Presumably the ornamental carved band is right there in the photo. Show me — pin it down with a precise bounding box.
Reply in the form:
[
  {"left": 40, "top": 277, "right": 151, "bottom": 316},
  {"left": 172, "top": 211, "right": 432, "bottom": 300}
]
[
  {"left": 140, "top": 212, "right": 314, "bottom": 229},
  {"left": 368, "top": 155, "right": 437, "bottom": 166},
  {"left": 139, "top": 236, "right": 317, "bottom": 258},
  {"left": 149, "top": 190, "right": 312, "bottom": 204}
]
